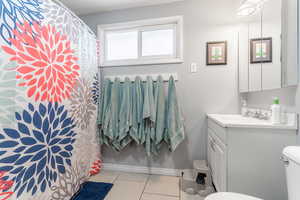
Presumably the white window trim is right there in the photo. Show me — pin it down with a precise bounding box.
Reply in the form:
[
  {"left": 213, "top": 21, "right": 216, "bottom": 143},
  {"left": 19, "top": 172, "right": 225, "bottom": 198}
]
[{"left": 98, "top": 16, "right": 184, "bottom": 67}]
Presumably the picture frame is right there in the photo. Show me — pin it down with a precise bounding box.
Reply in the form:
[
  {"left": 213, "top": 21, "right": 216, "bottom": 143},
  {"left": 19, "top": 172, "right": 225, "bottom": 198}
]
[
  {"left": 250, "top": 37, "right": 272, "bottom": 64},
  {"left": 206, "top": 41, "right": 227, "bottom": 65}
]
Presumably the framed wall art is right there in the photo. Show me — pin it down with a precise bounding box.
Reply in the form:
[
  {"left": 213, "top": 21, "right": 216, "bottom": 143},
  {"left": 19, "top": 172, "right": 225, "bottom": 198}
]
[
  {"left": 250, "top": 37, "right": 272, "bottom": 64},
  {"left": 206, "top": 41, "right": 227, "bottom": 65}
]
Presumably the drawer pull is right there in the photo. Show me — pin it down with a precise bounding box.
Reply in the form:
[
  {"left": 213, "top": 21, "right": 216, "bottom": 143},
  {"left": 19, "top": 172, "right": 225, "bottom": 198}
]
[
  {"left": 280, "top": 156, "right": 289, "bottom": 166},
  {"left": 210, "top": 141, "right": 215, "bottom": 152}
]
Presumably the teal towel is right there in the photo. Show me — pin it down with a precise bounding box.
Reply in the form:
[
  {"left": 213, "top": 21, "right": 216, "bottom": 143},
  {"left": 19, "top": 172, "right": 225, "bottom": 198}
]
[
  {"left": 97, "top": 79, "right": 111, "bottom": 126},
  {"left": 165, "top": 76, "right": 185, "bottom": 152},
  {"left": 107, "top": 78, "right": 122, "bottom": 151},
  {"left": 118, "top": 77, "right": 133, "bottom": 150},
  {"left": 130, "top": 77, "right": 143, "bottom": 144},
  {"left": 153, "top": 76, "right": 166, "bottom": 149},
  {"left": 142, "top": 76, "right": 156, "bottom": 122},
  {"left": 98, "top": 79, "right": 112, "bottom": 146},
  {"left": 97, "top": 75, "right": 185, "bottom": 155},
  {"left": 142, "top": 76, "right": 156, "bottom": 156}
]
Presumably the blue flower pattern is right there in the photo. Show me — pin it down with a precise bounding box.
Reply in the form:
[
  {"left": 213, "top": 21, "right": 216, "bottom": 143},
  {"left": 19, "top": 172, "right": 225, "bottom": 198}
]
[
  {"left": 92, "top": 73, "right": 100, "bottom": 105},
  {"left": 0, "top": 102, "right": 76, "bottom": 197},
  {"left": 0, "top": 0, "right": 44, "bottom": 45}
]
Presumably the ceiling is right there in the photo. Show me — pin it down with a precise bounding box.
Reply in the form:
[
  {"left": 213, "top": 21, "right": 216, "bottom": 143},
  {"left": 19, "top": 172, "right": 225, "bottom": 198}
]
[{"left": 60, "top": 0, "right": 184, "bottom": 16}]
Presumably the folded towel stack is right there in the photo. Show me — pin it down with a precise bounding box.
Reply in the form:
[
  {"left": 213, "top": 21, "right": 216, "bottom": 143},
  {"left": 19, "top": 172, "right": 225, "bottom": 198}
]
[{"left": 98, "top": 75, "right": 185, "bottom": 155}]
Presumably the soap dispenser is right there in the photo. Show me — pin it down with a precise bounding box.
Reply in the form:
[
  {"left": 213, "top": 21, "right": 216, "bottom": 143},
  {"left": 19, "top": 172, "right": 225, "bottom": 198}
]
[
  {"left": 271, "top": 97, "right": 281, "bottom": 124},
  {"left": 241, "top": 99, "right": 248, "bottom": 117}
]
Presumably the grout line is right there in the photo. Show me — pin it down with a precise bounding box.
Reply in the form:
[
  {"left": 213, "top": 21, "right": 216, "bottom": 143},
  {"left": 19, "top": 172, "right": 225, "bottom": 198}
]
[
  {"left": 179, "top": 176, "right": 182, "bottom": 200},
  {"left": 139, "top": 175, "right": 150, "bottom": 200},
  {"left": 112, "top": 172, "right": 121, "bottom": 183},
  {"left": 140, "top": 174, "right": 181, "bottom": 199},
  {"left": 113, "top": 174, "right": 120, "bottom": 183},
  {"left": 143, "top": 192, "right": 180, "bottom": 198}
]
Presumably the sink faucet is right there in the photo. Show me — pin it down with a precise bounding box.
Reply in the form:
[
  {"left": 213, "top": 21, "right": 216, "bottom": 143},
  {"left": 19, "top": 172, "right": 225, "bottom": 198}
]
[
  {"left": 254, "top": 109, "right": 270, "bottom": 120},
  {"left": 254, "top": 109, "right": 261, "bottom": 118},
  {"left": 247, "top": 109, "right": 270, "bottom": 120}
]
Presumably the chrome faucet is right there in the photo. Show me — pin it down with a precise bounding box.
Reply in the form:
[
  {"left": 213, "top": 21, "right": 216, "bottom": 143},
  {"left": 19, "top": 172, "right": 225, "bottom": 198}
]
[
  {"left": 254, "top": 109, "right": 270, "bottom": 120},
  {"left": 247, "top": 109, "right": 270, "bottom": 120}
]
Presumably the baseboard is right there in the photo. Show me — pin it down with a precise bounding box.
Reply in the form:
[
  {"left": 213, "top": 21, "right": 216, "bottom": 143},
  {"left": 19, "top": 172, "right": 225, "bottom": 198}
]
[{"left": 102, "top": 163, "right": 182, "bottom": 177}]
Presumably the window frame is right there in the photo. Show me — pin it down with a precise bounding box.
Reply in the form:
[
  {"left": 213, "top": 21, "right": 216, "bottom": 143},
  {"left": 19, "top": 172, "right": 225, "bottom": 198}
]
[{"left": 98, "top": 16, "right": 184, "bottom": 67}]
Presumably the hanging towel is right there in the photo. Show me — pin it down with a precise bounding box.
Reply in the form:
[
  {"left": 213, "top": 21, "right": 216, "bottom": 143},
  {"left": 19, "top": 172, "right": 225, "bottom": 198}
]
[
  {"left": 165, "top": 76, "right": 185, "bottom": 152},
  {"left": 153, "top": 76, "right": 166, "bottom": 150},
  {"left": 142, "top": 76, "right": 156, "bottom": 122},
  {"left": 142, "top": 76, "right": 156, "bottom": 156},
  {"left": 118, "top": 77, "right": 133, "bottom": 150},
  {"left": 107, "top": 78, "right": 122, "bottom": 151},
  {"left": 130, "top": 77, "right": 143, "bottom": 144},
  {"left": 98, "top": 79, "right": 112, "bottom": 146}
]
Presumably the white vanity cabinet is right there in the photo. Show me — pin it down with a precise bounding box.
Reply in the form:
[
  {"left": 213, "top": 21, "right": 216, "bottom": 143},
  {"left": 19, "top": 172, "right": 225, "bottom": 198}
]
[
  {"left": 207, "top": 128, "right": 227, "bottom": 192},
  {"left": 207, "top": 115, "right": 298, "bottom": 200}
]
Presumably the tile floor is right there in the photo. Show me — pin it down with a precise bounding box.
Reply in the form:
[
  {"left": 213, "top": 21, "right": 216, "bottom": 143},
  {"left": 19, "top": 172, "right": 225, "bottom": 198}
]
[{"left": 89, "top": 170, "right": 205, "bottom": 200}]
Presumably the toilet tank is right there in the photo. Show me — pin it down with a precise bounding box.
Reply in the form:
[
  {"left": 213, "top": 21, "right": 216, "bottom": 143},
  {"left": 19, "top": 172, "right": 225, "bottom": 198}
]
[{"left": 282, "top": 146, "right": 300, "bottom": 200}]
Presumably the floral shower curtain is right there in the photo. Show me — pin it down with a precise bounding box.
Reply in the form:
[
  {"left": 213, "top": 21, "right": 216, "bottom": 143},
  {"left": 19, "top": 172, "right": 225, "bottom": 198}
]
[{"left": 0, "top": 0, "right": 100, "bottom": 199}]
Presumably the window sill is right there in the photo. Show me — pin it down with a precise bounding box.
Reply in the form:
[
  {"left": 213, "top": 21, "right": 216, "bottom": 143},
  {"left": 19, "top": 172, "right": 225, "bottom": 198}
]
[{"left": 100, "top": 58, "right": 184, "bottom": 67}]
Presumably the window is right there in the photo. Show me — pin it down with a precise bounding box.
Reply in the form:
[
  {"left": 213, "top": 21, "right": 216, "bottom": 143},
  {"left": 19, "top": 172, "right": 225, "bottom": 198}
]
[
  {"left": 106, "top": 31, "right": 138, "bottom": 60},
  {"left": 98, "top": 16, "right": 183, "bottom": 66}
]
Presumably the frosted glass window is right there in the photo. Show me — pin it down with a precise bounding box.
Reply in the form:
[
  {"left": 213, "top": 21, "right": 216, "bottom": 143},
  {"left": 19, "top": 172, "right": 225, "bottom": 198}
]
[
  {"left": 106, "top": 31, "right": 138, "bottom": 60},
  {"left": 142, "top": 29, "right": 174, "bottom": 57},
  {"left": 98, "top": 16, "right": 183, "bottom": 66}
]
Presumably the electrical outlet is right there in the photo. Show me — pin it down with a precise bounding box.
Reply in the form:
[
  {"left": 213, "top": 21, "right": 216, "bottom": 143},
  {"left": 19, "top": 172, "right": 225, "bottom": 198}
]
[{"left": 190, "top": 63, "right": 198, "bottom": 73}]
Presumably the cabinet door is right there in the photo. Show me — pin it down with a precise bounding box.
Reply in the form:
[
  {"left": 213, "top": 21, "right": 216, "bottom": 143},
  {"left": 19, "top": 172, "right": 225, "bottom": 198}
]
[
  {"left": 214, "top": 142, "right": 227, "bottom": 192},
  {"left": 282, "top": 0, "right": 298, "bottom": 86},
  {"left": 238, "top": 24, "right": 250, "bottom": 92},
  {"left": 261, "top": 0, "right": 282, "bottom": 90},
  {"left": 208, "top": 129, "right": 227, "bottom": 192},
  {"left": 248, "top": 19, "right": 262, "bottom": 92},
  {"left": 207, "top": 133, "right": 215, "bottom": 180}
]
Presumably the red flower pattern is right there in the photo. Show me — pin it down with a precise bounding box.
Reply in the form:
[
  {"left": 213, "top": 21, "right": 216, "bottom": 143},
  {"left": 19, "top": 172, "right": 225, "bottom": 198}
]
[
  {"left": 89, "top": 159, "right": 102, "bottom": 176},
  {"left": 1, "top": 22, "right": 80, "bottom": 102},
  {"left": 0, "top": 171, "right": 14, "bottom": 200}
]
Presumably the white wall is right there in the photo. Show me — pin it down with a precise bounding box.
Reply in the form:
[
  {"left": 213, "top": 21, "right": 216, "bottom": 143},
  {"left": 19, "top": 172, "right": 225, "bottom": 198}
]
[{"left": 81, "top": 0, "right": 241, "bottom": 169}]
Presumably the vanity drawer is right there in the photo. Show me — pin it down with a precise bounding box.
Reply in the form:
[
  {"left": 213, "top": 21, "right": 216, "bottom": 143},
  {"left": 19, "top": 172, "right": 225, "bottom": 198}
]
[{"left": 208, "top": 119, "right": 227, "bottom": 144}]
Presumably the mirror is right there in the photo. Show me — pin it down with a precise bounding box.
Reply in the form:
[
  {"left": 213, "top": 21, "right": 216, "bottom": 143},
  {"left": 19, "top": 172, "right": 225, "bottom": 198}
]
[
  {"left": 238, "top": 10, "right": 262, "bottom": 92},
  {"left": 281, "top": 0, "right": 298, "bottom": 87},
  {"left": 238, "top": 0, "right": 298, "bottom": 93},
  {"left": 261, "top": 0, "right": 282, "bottom": 90}
]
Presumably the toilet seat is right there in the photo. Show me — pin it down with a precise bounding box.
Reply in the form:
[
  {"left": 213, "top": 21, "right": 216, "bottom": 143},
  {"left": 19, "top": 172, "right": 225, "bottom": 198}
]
[{"left": 205, "top": 192, "right": 263, "bottom": 200}]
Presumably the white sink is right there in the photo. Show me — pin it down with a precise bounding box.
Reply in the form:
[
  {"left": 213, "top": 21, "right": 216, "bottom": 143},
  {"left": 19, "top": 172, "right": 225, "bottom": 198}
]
[{"left": 207, "top": 114, "right": 298, "bottom": 130}]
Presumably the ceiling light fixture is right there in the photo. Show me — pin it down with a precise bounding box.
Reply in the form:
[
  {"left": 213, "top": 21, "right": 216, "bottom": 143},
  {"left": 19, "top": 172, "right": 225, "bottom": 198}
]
[{"left": 237, "top": 0, "right": 268, "bottom": 16}]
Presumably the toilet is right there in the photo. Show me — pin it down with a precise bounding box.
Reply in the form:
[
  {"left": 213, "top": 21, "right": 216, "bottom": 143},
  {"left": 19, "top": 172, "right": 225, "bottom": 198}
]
[
  {"left": 205, "top": 146, "right": 300, "bottom": 200},
  {"left": 205, "top": 192, "right": 262, "bottom": 200}
]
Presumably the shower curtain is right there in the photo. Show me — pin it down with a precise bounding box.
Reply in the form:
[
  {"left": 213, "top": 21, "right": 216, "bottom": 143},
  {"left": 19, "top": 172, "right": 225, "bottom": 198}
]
[{"left": 0, "top": 0, "right": 100, "bottom": 199}]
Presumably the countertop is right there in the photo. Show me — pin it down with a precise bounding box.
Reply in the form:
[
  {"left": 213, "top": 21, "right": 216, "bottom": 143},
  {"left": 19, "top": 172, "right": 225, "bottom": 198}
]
[{"left": 207, "top": 114, "right": 298, "bottom": 130}]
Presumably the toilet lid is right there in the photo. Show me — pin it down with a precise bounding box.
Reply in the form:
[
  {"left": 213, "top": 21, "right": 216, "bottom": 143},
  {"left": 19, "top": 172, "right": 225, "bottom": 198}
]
[{"left": 205, "top": 192, "right": 263, "bottom": 200}]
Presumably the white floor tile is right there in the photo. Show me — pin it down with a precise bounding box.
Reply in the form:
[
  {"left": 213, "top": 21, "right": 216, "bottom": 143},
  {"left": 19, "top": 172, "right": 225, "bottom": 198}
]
[
  {"left": 105, "top": 180, "right": 146, "bottom": 200},
  {"left": 117, "top": 172, "right": 149, "bottom": 183},
  {"left": 144, "top": 175, "right": 180, "bottom": 196},
  {"left": 142, "top": 193, "right": 180, "bottom": 200},
  {"left": 89, "top": 170, "right": 120, "bottom": 183},
  {"left": 181, "top": 191, "right": 205, "bottom": 200}
]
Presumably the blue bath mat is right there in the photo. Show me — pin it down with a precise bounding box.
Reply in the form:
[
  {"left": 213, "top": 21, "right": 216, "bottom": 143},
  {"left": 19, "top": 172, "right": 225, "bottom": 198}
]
[{"left": 72, "top": 181, "right": 113, "bottom": 200}]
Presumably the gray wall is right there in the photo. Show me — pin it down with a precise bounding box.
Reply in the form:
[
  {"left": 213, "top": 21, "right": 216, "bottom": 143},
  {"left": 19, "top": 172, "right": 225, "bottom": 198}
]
[
  {"left": 81, "top": 0, "right": 241, "bottom": 169},
  {"left": 244, "top": 87, "right": 297, "bottom": 112}
]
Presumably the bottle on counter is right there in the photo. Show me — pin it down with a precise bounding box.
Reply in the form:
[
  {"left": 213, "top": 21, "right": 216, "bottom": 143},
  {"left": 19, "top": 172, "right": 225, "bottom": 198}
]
[
  {"left": 271, "top": 97, "right": 281, "bottom": 124},
  {"left": 241, "top": 99, "right": 248, "bottom": 117}
]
